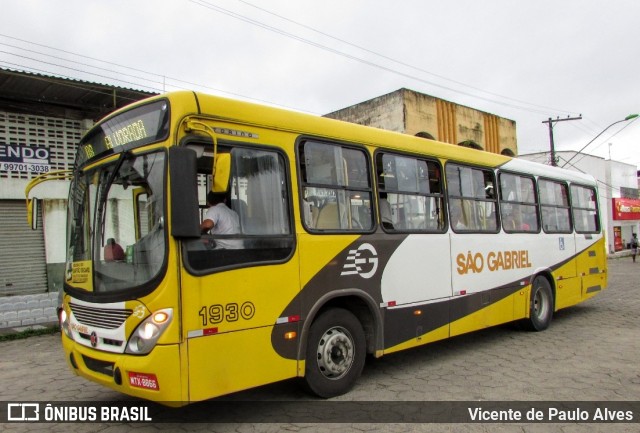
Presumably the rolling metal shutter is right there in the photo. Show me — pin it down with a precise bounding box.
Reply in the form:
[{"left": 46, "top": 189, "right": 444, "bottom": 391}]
[{"left": 0, "top": 200, "right": 48, "bottom": 295}]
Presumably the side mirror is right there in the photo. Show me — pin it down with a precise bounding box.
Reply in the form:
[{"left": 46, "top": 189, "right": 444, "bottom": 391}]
[{"left": 169, "top": 147, "right": 201, "bottom": 238}]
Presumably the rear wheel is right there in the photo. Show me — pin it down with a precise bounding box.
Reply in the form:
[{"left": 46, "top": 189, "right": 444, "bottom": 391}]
[
  {"left": 523, "top": 276, "right": 554, "bottom": 331},
  {"left": 304, "top": 308, "right": 366, "bottom": 398}
]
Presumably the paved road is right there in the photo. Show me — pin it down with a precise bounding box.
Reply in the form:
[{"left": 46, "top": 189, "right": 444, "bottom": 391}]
[{"left": 1, "top": 259, "right": 639, "bottom": 432}]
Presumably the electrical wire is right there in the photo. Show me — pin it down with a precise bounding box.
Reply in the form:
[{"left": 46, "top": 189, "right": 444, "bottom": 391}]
[
  {"left": 0, "top": 34, "right": 318, "bottom": 113},
  {"left": 570, "top": 118, "right": 639, "bottom": 166},
  {"left": 231, "top": 0, "right": 577, "bottom": 116},
  {"left": 188, "top": 0, "right": 576, "bottom": 117}
]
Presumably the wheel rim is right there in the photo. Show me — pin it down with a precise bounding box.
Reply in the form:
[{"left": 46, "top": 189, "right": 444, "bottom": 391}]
[
  {"left": 316, "top": 326, "right": 355, "bottom": 380},
  {"left": 533, "top": 285, "right": 550, "bottom": 321}
]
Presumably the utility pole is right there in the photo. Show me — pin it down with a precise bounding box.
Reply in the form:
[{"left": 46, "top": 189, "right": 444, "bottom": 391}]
[{"left": 542, "top": 115, "right": 582, "bottom": 166}]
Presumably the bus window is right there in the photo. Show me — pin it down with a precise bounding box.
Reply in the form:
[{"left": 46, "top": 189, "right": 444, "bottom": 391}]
[
  {"left": 446, "top": 164, "right": 498, "bottom": 232},
  {"left": 499, "top": 172, "right": 539, "bottom": 233},
  {"left": 539, "top": 179, "right": 571, "bottom": 233},
  {"left": 184, "top": 147, "right": 294, "bottom": 272},
  {"left": 300, "top": 141, "right": 373, "bottom": 231},
  {"left": 376, "top": 152, "right": 444, "bottom": 231},
  {"left": 571, "top": 184, "right": 600, "bottom": 233},
  {"left": 92, "top": 151, "right": 166, "bottom": 291}
]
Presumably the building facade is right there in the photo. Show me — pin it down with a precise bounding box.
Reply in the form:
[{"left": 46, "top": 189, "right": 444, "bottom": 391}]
[
  {"left": 0, "top": 68, "right": 152, "bottom": 328},
  {"left": 325, "top": 88, "right": 518, "bottom": 156}
]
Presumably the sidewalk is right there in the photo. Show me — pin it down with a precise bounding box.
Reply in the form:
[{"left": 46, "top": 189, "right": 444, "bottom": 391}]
[
  {"left": 0, "top": 291, "right": 59, "bottom": 331},
  {"left": 0, "top": 321, "right": 58, "bottom": 338},
  {"left": 607, "top": 249, "right": 635, "bottom": 259}
]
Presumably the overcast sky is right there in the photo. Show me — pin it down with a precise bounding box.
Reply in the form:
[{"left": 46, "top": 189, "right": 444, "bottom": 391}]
[{"left": 2, "top": 0, "right": 640, "bottom": 167}]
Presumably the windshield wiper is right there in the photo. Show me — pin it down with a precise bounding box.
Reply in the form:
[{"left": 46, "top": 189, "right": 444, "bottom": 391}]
[{"left": 97, "top": 151, "right": 130, "bottom": 247}]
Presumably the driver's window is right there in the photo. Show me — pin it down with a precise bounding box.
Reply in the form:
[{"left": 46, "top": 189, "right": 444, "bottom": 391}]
[{"left": 184, "top": 146, "right": 294, "bottom": 273}]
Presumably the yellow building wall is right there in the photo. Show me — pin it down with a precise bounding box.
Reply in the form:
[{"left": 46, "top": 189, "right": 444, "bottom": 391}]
[
  {"left": 325, "top": 88, "right": 518, "bottom": 156},
  {"left": 403, "top": 90, "right": 439, "bottom": 139},
  {"left": 455, "top": 104, "right": 485, "bottom": 147}
]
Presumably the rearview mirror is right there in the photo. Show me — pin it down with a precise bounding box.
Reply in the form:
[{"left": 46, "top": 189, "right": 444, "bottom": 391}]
[{"left": 169, "top": 147, "right": 200, "bottom": 238}]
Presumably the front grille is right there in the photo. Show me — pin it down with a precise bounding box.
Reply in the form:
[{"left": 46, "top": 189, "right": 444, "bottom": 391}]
[
  {"left": 70, "top": 302, "right": 132, "bottom": 329},
  {"left": 77, "top": 332, "right": 124, "bottom": 348}
]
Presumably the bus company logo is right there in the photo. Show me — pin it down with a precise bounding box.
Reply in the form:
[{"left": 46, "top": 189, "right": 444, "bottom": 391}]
[
  {"left": 133, "top": 305, "right": 146, "bottom": 319},
  {"left": 340, "top": 243, "right": 379, "bottom": 279},
  {"left": 90, "top": 331, "right": 98, "bottom": 347}
]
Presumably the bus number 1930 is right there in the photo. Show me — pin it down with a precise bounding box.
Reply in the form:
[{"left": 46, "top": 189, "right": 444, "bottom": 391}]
[{"left": 198, "top": 302, "right": 256, "bottom": 326}]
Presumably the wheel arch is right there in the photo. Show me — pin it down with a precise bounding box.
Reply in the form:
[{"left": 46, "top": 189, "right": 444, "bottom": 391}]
[
  {"left": 528, "top": 267, "right": 557, "bottom": 311},
  {"left": 298, "top": 289, "right": 383, "bottom": 361}
]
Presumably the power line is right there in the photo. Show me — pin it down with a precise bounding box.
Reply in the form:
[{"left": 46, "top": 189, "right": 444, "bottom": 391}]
[
  {"left": 569, "top": 118, "right": 639, "bottom": 166},
  {"left": 188, "top": 0, "right": 577, "bottom": 117},
  {"left": 0, "top": 34, "right": 316, "bottom": 113},
  {"left": 231, "top": 0, "right": 577, "bottom": 116}
]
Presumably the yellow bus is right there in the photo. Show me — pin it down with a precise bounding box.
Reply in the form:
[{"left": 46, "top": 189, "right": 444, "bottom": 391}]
[{"left": 26, "top": 91, "right": 607, "bottom": 404}]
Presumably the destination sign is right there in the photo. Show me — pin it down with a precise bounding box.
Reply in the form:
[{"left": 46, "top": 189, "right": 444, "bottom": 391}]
[{"left": 77, "top": 99, "right": 170, "bottom": 166}]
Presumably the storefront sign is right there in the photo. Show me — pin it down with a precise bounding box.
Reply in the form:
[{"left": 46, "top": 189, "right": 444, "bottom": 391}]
[
  {"left": 0, "top": 144, "right": 51, "bottom": 173},
  {"left": 612, "top": 198, "right": 640, "bottom": 221}
]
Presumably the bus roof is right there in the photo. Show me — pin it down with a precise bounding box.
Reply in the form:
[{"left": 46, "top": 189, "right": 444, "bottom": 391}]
[{"left": 95, "top": 90, "right": 596, "bottom": 186}]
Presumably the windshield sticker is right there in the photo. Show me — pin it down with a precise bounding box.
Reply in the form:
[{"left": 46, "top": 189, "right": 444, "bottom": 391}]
[{"left": 72, "top": 261, "right": 92, "bottom": 283}]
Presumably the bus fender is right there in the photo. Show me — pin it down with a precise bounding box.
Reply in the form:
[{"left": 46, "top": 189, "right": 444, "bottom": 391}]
[{"left": 297, "top": 288, "right": 383, "bottom": 362}]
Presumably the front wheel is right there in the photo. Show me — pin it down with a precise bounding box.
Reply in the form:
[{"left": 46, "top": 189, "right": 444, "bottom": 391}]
[
  {"left": 304, "top": 308, "right": 366, "bottom": 398},
  {"left": 523, "top": 276, "right": 554, "bottom": 331}
]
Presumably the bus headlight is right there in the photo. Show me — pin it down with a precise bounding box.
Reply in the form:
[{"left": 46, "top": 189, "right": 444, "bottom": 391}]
[
  {"left": 60, "top": 309, "right": 73, "bottom": 341},
  {"left": 126, "top": 308, "right": 173, "bottom": 355}
]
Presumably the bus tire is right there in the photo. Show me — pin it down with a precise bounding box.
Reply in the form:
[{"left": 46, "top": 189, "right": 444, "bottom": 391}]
[
  {"left": 304, "top": 308, "right": 366, "bottom": 398},
  {"left": 523, "top": 276, "right": 554, "bottom": 331}
]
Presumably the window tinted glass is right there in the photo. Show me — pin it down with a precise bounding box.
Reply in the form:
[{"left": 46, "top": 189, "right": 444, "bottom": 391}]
[{"left": 301, "top": 141, "right": 373, "bottom": 232}]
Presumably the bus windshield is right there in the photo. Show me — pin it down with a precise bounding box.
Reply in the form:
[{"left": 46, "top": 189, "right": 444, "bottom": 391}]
[{"left": 66, "top": 150, "right": 166, "bottom": 294}]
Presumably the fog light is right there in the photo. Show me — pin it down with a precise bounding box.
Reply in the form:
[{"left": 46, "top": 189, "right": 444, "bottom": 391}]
[{"left": 114, "top": 367, "right": 122, "bottom": 385}]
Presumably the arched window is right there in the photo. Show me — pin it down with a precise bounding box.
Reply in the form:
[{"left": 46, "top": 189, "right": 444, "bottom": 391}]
[
  {"left": 415, "top": 131, "right": 435, "bottom": 140},
  {"left": 458, "top": 140, "right": 483, "bottom": 150}
]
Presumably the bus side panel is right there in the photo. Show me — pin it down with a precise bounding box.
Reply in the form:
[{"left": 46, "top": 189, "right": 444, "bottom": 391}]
[
  {"left": 552, "top": 264, "right": 582, "bottom": 310},
  {"left": 383, "top": 323, "right": 449, "bottom": 355},
  {"left": 381, "top": 234, "right": 452, "bottom": 306},
  {"left": 449, "top": 231, "right": 578, "bottom": 336},
  {"left": 187, "top": 326, "right": 299, "bottom": 402},
  {"left": 449, "top": 291, "right": 524, "bottom": 336},
  {"left": 575, "top": 235, "right": 607, "bottom": 300},
  {"left": 379, "top": 233, "right": 452, "bottom": 354}
]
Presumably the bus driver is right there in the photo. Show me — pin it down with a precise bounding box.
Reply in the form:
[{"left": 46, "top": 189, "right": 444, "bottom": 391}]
[{"left": 200, "top": 191, "right": 242, "bottom": 249}]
